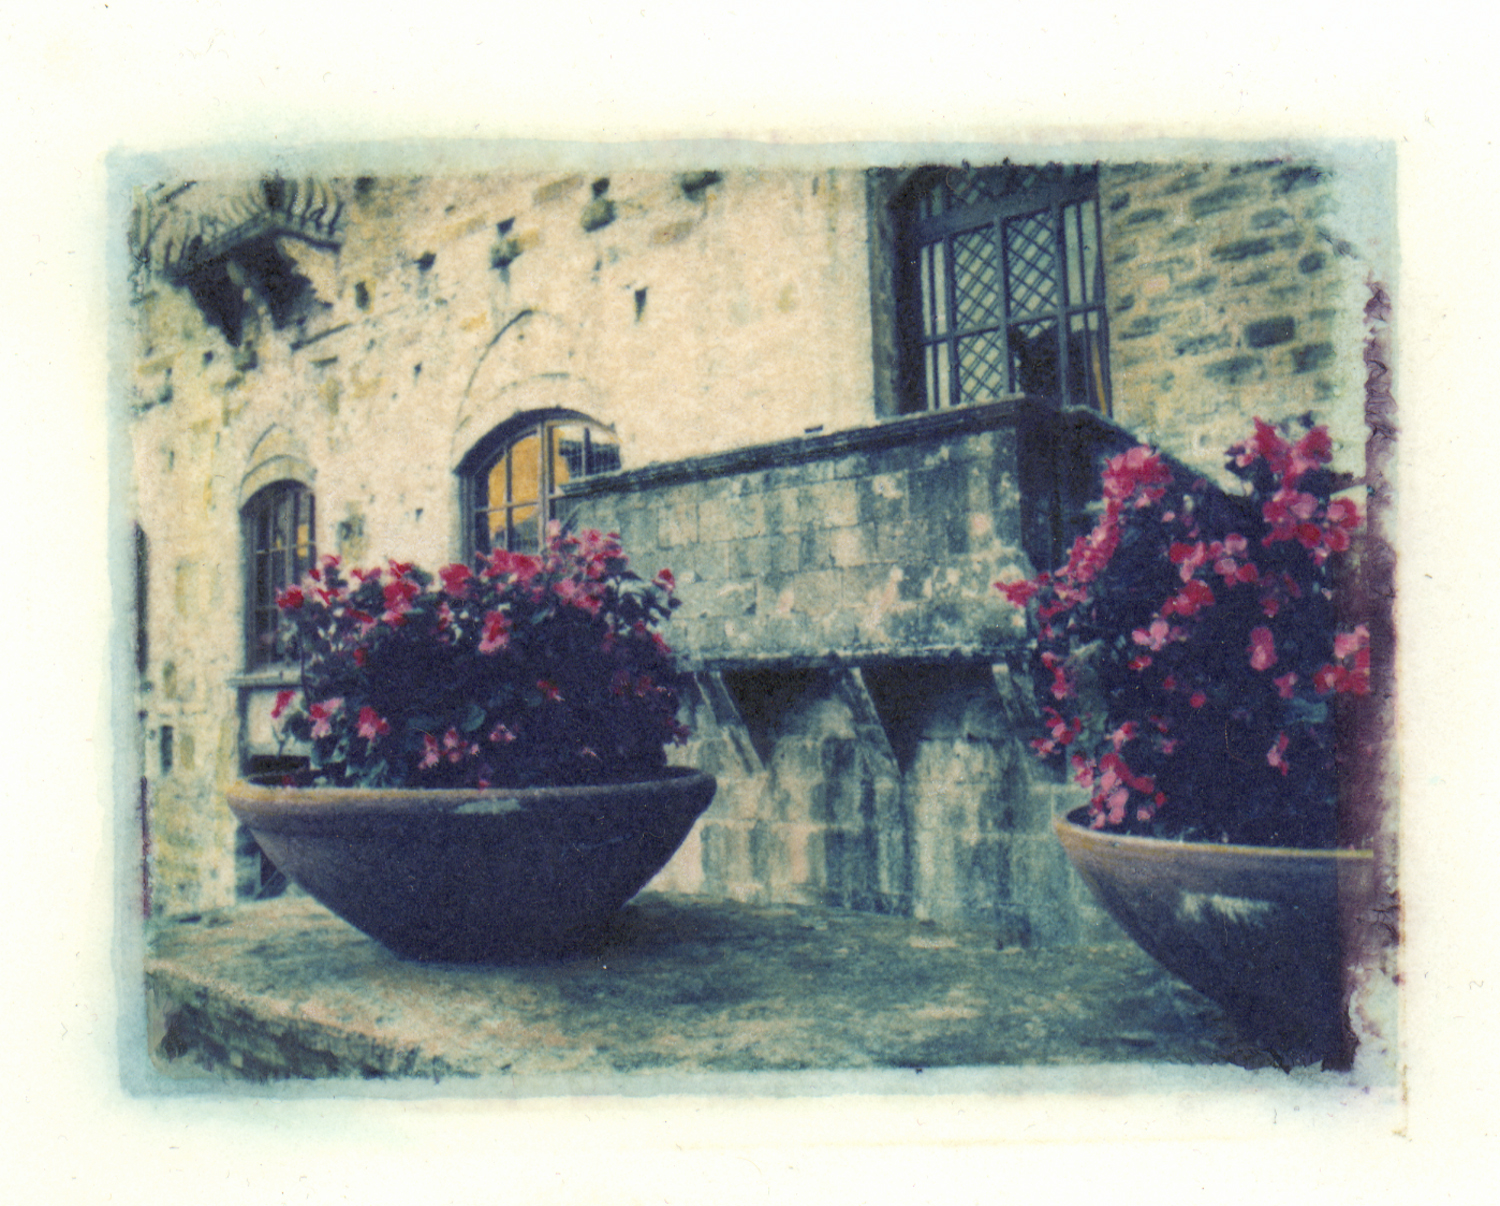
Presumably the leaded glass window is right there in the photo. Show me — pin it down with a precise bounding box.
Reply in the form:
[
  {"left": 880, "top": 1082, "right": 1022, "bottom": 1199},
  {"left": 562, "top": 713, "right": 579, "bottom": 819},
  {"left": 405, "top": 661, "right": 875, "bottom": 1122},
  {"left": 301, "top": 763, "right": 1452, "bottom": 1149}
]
[
  {"left": 894, "top": 163, "right": 1111, "bottom": 414},
  {"left": 243, "top": 481, "right": 315, "bottom": 667},
  {"left": 461, "top": 412, "right": 622, "bottom": 558}
]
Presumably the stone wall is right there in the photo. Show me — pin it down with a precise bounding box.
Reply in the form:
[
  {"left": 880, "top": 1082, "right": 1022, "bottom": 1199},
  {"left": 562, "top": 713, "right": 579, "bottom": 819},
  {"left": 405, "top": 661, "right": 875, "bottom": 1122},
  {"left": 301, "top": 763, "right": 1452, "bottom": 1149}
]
[
  {"left": 124, "top": 155, "right": 1384, "bottom": 920},
  {"left": 126, "top": 167, "right": 879, "bottom": 915},
  {"left": 567, "top": 403, "right": 1132, "bottom": 943},
  {"left": 564, "top": 400, "right": 1130, "bottom": 668},
  {"left": 1099, "top": 159, "right": 1371, "bottom": 478}
]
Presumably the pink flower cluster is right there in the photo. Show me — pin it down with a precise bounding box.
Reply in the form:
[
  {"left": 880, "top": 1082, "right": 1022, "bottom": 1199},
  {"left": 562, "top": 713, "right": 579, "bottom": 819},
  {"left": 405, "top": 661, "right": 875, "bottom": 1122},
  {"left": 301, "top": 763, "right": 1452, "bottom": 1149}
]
[
  {"left": 996, "top": 416, "right": 1371, "bottom": 839},
  {"left": 265, "top": 525, "right": 686, "bottom": 789}
]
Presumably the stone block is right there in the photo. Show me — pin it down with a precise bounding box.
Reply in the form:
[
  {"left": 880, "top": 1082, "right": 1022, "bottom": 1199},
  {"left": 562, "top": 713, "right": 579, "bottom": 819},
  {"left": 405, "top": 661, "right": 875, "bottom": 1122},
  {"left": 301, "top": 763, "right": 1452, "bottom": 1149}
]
[
  {"left": 787, "top": 568, "right": 843, "bottom": 618},
  {"left": 1189, "top": 183, "right": 1252, "bottom": 219},
  {"left": 1212, "top": 236, "right": 1276, "bottom": 263},
  {"left": 856, "top": 474, "right": 907, "bottom": 529},
  {"left": 1245, "top": 317, "right": 1296, "bottom": 348},
  {"left": 1291, "top": 342, "right": 1336, "bottom": 373},
  {"left": 657, "top": 500, "right": 699, "bottom": 547},
  {"left": 809, "top": 478, "right": 860, "bottom": 530},
  {"left": 1202, "top": 354, "right": 1264, "bottom": 385},
  {"left": 699, "top": 492, "right": 765, "bottom": 541},
  {"left": 826, "top": 525, "right": 873, "bottom": 569}
]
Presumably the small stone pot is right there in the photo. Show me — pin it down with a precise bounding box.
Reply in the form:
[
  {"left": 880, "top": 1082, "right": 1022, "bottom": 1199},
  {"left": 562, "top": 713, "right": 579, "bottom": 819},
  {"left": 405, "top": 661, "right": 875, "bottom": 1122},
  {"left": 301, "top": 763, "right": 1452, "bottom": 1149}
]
[
  {"left": 1054, "top": 808, "right": 1374, "bottom": 1066},
  {"left": 228, "top": 768, "right": 716, "bottom": 963}
]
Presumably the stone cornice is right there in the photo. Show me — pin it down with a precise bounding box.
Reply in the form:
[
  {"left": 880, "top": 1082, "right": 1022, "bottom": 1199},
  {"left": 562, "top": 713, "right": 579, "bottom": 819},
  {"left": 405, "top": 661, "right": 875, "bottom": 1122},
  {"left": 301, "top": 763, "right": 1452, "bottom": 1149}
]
[{"left": 561, "top": 399, "right": 1132, "bottom": 498}]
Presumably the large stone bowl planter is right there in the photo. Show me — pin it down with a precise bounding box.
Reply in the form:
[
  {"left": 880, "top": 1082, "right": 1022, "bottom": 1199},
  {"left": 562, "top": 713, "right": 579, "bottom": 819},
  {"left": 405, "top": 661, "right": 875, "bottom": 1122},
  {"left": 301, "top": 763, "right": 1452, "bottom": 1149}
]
[
  {"left": 227, "top": 768, "right": 716, "bottom": 963},
  {"left": 1054, "top": 809, "right": 1374, "bottom": 1066}
]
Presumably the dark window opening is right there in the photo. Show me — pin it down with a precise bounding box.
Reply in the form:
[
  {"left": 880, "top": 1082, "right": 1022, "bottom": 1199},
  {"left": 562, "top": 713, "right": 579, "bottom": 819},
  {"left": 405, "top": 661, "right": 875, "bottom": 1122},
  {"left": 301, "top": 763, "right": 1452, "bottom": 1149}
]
[
  {"left": 458, "top": 412, "right": 621, "bottom": 560},
  {"left": 242, "top": 481, "right": 316, "bottom": 668},
  {"left": 893, "top": 163, "right": 1111, "bottom": 414}
]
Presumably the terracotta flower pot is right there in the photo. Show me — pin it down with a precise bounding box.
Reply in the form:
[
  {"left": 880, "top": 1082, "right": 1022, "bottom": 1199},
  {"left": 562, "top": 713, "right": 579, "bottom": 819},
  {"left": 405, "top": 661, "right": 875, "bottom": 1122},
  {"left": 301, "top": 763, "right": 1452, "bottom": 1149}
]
[
  {"left": 1054, "top": 808, "right": 1374, "bottom": 1066},
  {"left": 227, "top": 768, "right": 717, "bottom": 963}
]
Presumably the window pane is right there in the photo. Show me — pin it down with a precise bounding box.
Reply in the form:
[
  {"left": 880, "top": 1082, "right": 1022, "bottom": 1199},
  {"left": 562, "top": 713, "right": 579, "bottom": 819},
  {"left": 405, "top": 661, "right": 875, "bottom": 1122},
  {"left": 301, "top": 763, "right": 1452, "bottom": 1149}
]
[
  {"left": 551, "top": 423, "right": 586, "bottom": 489},
  {"left": 922, "top": 243, "right": 948, "bottom": 338},
  {"left": 587, "top": 429, "right": 621, "bottom": 475},
  {"left": 1064, "top": 203, "right": 1084, "bottom": 307},
  {"left": 1068, "top": 311, "right": 1108, "bottom": 410},
  {"left": 1004, "top": 211, "right": 1058, "bottom": 320},
  {"left": 956, "top": 330, "right": 1009, "bottom": 403},
  {"left": 952, "top": 227, "right": 1004, "bottom": 332},
  {"left": 509, "top": 433, "right": 540, "bottom": 507},
  {"left": 509, "top": 504, "right": 539, "bottom": 553},
  {"left": 243, "top": 482, "right": 314, "bottom": 667}
]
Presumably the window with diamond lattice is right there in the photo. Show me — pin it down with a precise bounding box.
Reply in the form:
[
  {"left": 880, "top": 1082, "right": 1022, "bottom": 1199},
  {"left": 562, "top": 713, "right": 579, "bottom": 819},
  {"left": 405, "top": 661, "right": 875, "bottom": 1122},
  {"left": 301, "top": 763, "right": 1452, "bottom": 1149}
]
[
  {"left": 893, "top": 164, "right": 1111, "bottom": 414},
  {"left": 459, "top": 411, "right": 622, "bottom": 559},
  {"left": 242, "top": 481, "right": 316, "bottom": 668}
]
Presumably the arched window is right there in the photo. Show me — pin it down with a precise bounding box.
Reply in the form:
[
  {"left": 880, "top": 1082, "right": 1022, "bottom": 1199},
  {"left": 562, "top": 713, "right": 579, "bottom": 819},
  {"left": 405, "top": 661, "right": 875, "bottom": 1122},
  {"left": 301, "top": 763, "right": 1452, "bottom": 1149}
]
[
  {"left": 892, "top": 163, "right": 1111, "bottom": 414},
  {"left": 242, "top": 480, "right": 315, "bottom": 667},
  {"left": 458, "top": 411, "right": 621, "bottom": 558}
]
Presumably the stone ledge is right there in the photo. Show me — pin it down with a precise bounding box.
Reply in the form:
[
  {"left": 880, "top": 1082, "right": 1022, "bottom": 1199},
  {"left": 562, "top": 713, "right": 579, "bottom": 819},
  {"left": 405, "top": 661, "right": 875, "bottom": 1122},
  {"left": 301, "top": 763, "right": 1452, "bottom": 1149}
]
[{"left": 144, "top": 894, "right": 1248, "bottom": 1084}]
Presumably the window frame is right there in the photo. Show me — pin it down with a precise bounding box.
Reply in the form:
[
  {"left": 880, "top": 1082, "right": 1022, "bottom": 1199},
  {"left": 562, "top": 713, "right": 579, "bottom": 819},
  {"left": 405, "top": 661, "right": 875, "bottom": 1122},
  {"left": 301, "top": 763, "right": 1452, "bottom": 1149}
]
[
  {"left": 241, "top": 479, "right": 316, "bottom": 669},
  {"left": 456, "top": 409, "right": 621, "bottom": 561},
  {"left": 892, "top": 164, "right": 1112, "bottom": 415}
]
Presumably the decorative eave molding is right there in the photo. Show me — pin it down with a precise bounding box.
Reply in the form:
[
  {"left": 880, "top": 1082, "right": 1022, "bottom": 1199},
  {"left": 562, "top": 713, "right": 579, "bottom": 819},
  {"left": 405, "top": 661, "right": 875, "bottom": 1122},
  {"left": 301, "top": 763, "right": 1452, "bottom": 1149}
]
[{"left": 130, "top": 176, "right": 347, "bottom": 282}]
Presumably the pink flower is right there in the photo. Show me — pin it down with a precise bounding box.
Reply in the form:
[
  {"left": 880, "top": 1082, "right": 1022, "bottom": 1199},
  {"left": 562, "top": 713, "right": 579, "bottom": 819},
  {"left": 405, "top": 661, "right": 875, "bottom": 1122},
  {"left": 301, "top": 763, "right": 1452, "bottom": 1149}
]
[
  {"left": 482, "top": 548, "right": 542, "bottom": 585},
  {"left": 356, "top": 706, "right": 390, "bottom": 746},
  {"left": 1189, "top": 691, "right": 1207, "bottom": 709},
  {"left": 438, "top": 563, "right": 474, "bottom": 597},
  {"left": 271, "top": 689, "right": 296, "bottom": 720},
  {"left": 554, "top": 576, "right": 603, "bottom": 615},
  {"left": 1132, "top": 618, "right": 1176, "bottom": 651},
  {"left": 382, "top": 576, "right": 420, "bottom": 624},
  {"left": 308, "top": 698, "right": 344, "bottom": 739},
  {"left": 1248, "top": 626, "right": 1277, "bottom": 672},
  {"left": 441, "top": 728, "right": 477, "bottom": 762},
  {"left": 1326, "top": 496, "right": 1361, "bottom": 530},
  {"left": 996, "top": 576, "right": 1043, "bottom": 608},
  {"left": 537, "top": 679, "right": 562, "bottom": 703},
  {"left": 1274, "top": 672, "right": 1298, "bottom": 699},
  {"left": 654, "top": 568, "right": 676, "bottom": 593},
  {"left": 479, "top": 610, "right": 511, "bottom": 654},
  {"left": 1267, "top": 732, "right": 1291, "bottom": 776},
  {"left": 1333, "top": 625, "right": 1369, "bottom": 661},
  {"left": 1169, "top": 541, "right": 1208, "bottom": 582},
  {"left": 1162, "top": 579, "right": 1215, "bottom": 618},
  {"left": 276, "top": 585, "right": 305, "bottom": 610},
  {"left": 488, "top": 723, "right": 516, "bottom": 744},
  {"left": 419, "top": 733, "right": 441, "bottom": 769}
]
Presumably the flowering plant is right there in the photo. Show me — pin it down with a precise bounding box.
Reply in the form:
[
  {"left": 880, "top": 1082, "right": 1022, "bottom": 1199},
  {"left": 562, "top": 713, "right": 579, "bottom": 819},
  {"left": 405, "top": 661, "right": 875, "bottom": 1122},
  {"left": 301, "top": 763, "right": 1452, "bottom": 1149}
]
[
  {"left": 997, "top": 417, "right": 1368, "bottom": 848},
  {"left": 268, "top": 523, "right": 689, "bottom": 789}
]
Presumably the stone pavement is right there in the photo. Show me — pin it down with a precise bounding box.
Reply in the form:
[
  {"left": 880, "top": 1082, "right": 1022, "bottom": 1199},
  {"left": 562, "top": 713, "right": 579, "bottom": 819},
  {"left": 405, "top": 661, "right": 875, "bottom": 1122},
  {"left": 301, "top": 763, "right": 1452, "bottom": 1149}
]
[{"left": 144, "top": 893, "right": 1258, "bottom": 1084}]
